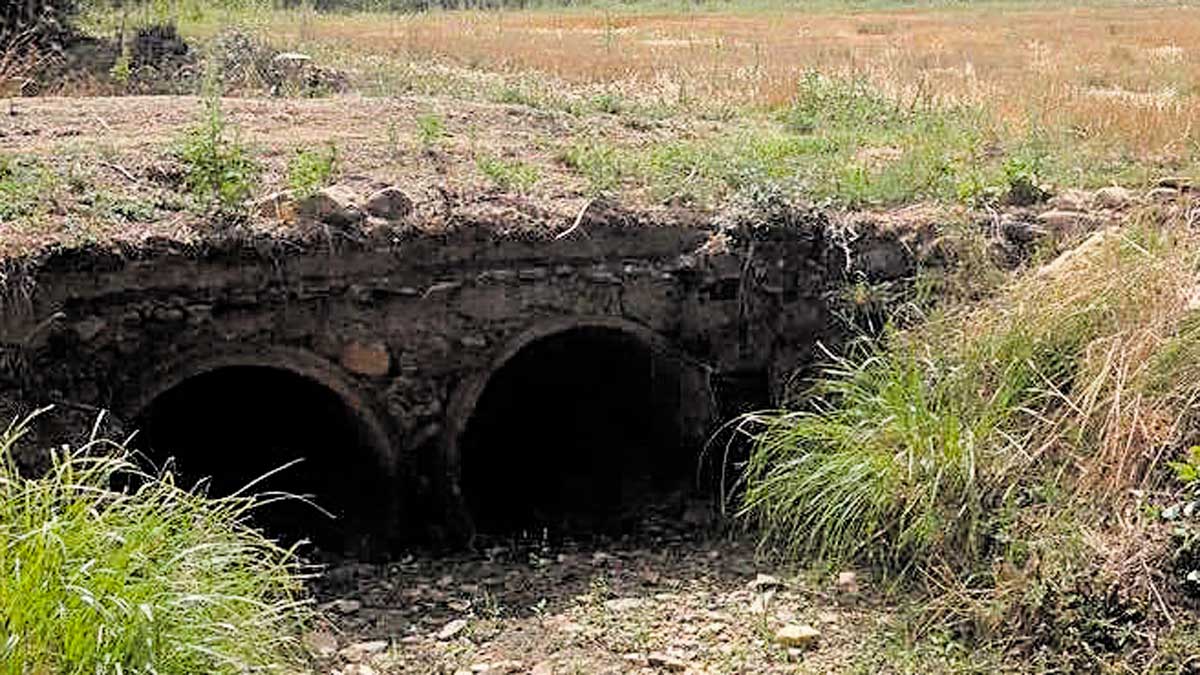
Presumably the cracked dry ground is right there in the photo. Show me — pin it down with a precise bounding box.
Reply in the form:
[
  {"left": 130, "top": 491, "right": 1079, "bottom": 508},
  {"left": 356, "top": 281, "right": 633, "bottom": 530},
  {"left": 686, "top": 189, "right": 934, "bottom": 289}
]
[{"left": 307, "top": 525, "right": 897, "bottom": 675}]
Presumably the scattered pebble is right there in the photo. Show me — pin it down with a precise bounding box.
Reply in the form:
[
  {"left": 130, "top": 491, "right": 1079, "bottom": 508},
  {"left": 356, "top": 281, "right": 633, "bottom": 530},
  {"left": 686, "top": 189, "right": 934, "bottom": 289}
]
[
  {"left": 330, "top": 598, "right": 362, "bottom": 615},
  {"left": 437, "top": 618, "right": 469, "bottom": 641}
]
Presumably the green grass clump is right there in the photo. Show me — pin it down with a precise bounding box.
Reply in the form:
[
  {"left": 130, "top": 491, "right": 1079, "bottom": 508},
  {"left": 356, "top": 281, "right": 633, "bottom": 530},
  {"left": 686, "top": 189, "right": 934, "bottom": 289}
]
[
  {"left": 176, "top": 95, "right": 260, "bottom": 214},
  {"left": 287, "top": 142, "right": 338, "bottom": 198},
  {"left": 741, "top": 215, "right": 1200, "bottom": 569},
  {"left": 415, "top": 112, "right": 446, "bottom": 150},
  {"left": 477, "top": 154, "right": 540, "bottom": 193},
  {"left": 0, "top": 155, "right": 57, "bottom": 223},
  {"left": 0, "top": 412, "right": 312, "bottom": 674},
  {"left": 562, "top": 139, "right": 626, "bottom": 196}
]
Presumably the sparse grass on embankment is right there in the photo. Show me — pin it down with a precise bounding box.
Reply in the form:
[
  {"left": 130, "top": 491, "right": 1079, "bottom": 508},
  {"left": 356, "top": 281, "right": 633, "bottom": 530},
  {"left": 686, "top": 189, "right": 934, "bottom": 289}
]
[
  {"left": 739, "top": 205, "right": 1200, "bottom": 668},
  {"left": 0, "top": 411, "right": 313, "bottom": 674},
  {"left": 76, "top": 0, "right": 1200, "bottom": 208}
]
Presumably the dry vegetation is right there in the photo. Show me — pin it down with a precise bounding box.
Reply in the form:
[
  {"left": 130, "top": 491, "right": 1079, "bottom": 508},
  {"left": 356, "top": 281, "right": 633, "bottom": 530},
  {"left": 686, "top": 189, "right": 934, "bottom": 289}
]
[{"left": 232, "top": 3, "right": 1200, "bottom": 178}]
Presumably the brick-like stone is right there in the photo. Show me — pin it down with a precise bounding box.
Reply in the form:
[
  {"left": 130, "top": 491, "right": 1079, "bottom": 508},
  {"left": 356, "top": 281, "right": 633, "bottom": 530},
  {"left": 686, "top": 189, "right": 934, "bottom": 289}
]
[{"left": 341, "top": 340, "right": 391, "bottom": 377}]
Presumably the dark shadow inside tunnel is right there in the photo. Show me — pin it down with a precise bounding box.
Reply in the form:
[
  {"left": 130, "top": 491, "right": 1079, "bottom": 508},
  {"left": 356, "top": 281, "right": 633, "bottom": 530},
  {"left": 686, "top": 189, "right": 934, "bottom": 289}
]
[
  {"left": 134, "top": 366, "right": 390, "bottom": 553},
  {"left": 459, "top": 326, "right": 709, "bottom": 535}
]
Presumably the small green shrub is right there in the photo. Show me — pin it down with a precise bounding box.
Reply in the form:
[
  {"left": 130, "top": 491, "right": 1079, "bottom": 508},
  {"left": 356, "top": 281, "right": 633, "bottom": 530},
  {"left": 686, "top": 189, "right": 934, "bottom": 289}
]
[
  {"left": 415, "top": 112, "right": 446, "bottom": 149},
  {"left": 477, "top": 154, "right": 540, "bottom": 193},
  {"left": 287, "top": 142, "right": 338, "bottom": 198},
  {"left": 0, "top": 154, "right": 55, "bottom": 223},
  {"left": 1163, "top": 446, "right": 1200, "bottom": 597},
  {"left": 562, "top": 140, "right": 625, "bottom": 196},
  {"left": 176, "top": 95, "right": 260, "bottom": 213},
  {"left": 0, "top": 411, "right": 312, "bottom": 674}
]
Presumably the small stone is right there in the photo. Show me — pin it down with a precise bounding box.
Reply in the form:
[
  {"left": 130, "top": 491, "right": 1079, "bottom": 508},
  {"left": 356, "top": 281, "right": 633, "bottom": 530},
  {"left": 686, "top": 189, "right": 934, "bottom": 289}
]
[
  {"left": 774, "top": 624, "right": 821, "bottom": 650},
  {"left": 1147, "top": 186, "right": 1181, "bottom": 202},
  {"left": 1157, "top": 176, "right": 1192, "bottom": 190},
  {"left": 330, "top": 598, "right": 362, "bottom": 615},
  {"left": 299, "top": 185, "right": 363, "bottom": 227},
  {"left": 273, "top": 51, "right": 313, "bottom": 63},
  {"left": 530, "top": 662, "right": 554, "bottom": 675},
  {"left": 339, "top": 640, "right": 388, "bottom": 662},
  {"left": 437, "top": 618, "right": 468, "bottom": 641},
  {"left": 303, "top": 629, "right": 338, "bottom": 657},
  {"left": 749, "top": 589, "right": 775, "bottom": 614},
  {"left": 603, "top": 597, "right": 645, "bottom": 612},
  {"left": 251, "top": 190, "right": 296, "bottom": 221},
  {"left": 484, "top": 661, "right": 523, "bottom": 673},
  {"left": 748, "top": 573, "right": 786, "bottom": 592},
  {"left": 1094, "top": 185, "right": 1135, "bottom": 209},
  {"left": 72, "top": 317, "right": 108, "bottom": 342},
  {"left": 364, "top": 186, "right": 414, "bottom": 220},
  {"left": 460, "top": 335, "right": 488, "bottom": 349},
  {"left": 1047, "top": 188, "right": 1091, "bottom": 211},
  {"left": 1036, "top": 209, "right": 1094, "bottom": 231},
  {"left": 342, "top": 665, "right": 378, "bottom": 675},
  {"left": 816, "top": 611, "right": 839, "bottom": 624},
  {"left": 340, "top": 340, "right": 391, "bottom": 377},
  {"left": 647, "top": 652, "right": 688, "bottom": 672},
  {"left": 836, "top": 571, "right": 859, "bottom": 594}
]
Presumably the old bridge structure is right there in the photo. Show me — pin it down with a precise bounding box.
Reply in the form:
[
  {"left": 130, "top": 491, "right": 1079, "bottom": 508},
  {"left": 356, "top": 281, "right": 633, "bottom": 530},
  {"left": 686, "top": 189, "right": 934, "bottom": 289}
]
[{"left": 0, "top": 210, "right": 908, "bottom": 552}]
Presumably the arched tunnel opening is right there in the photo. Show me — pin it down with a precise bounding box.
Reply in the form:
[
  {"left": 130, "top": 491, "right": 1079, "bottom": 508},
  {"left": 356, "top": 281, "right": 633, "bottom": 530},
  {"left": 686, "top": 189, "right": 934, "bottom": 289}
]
[
  {"left": 459, "top": 326, "right": 714, "bottom": 536},
  {"left": 134, "top": 365, "right": 392, "bottom": 554}
]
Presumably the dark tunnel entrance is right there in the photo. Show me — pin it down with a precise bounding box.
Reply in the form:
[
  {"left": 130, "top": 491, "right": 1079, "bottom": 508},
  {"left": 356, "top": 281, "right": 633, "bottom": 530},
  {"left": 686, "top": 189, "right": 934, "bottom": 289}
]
[
  {"left": 135, "top": 366, "right": 391, "bottom": 554},
  {"left": 459, "top": 326, "right": 713, "bottom": 535}
]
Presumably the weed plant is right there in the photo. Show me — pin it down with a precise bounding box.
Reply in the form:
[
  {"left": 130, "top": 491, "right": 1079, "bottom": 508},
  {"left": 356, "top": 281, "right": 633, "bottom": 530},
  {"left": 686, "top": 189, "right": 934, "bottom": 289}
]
[{"left": 0, "top": 411, "right": 313, "bottom": 674}]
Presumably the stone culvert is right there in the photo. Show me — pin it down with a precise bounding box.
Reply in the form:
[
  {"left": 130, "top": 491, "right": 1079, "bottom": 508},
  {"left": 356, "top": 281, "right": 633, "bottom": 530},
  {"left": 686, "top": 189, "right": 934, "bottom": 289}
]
[{"left": 0, "top": 204, "right": 913, "bottom": 555}]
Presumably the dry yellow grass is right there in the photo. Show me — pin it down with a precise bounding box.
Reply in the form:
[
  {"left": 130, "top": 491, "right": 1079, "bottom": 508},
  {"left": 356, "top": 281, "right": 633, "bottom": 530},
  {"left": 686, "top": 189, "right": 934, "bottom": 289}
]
[{"left": 259, "top": 4, "right": 1200, "bottom": 160}]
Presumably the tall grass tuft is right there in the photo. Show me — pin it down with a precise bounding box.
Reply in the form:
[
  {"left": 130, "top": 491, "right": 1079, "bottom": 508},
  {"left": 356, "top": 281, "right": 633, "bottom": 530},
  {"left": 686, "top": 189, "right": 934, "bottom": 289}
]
[
  {"left": 741, "top": 210, "right": 1200, "bottom": 571},
  {"left": 0, "top": 411, "right": 313, "bottom": 674}
]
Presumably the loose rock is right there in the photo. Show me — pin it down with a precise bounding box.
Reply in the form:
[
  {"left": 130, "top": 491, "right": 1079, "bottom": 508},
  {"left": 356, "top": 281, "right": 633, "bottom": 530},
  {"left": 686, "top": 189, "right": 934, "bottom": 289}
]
[
  {"left": 330, "top": 598, "right": 362, "bottom": 615},
  {"left": 748, "top": 573, "right": 786, "bottom": 592},
  {"left": 647, "top": 652, "right": 689, "bottom": 672},
  {"left": 1094, "top": 185, "right": 1134, "bottom": 209},
  {"left": 339, "top": 640, "right": 388, "bottom": 662},
  {"left": 774, "top": 624, "right": 821, "bottom": 650},
  {"left": 437, "top": 618, "right": 469, "bottom": 641},
  {"left": 364, "top": 186, "right": 414, "bottom": 220},
  {"left": 603, "top": 597, "right": 646, "bottom": 612},
  {"left": 303, "top": 629, "right": 338, "bottom": 658},
  {"left": 1036, "top": 209, "right": 1094, "bottom": 231},
  {"left": 1047, "top": 188, "right": 1091, "bottom": 211},
  {"left": 836, "top": 571, "right": 859, "bottom": 594},
  {"left": 251, "top": 190, "right": 296, "bottom": 221},
  {"left": 299, "top": 184, "right": 364, "bottom": 227},
  {"left": 1147, "top": 186, "right": 1181, "bottom": 202}
]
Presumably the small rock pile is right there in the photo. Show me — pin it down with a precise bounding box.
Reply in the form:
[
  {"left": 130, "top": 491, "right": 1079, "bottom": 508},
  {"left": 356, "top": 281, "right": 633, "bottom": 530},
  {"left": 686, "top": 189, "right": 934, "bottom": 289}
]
[{"left": 252, "top": 183, "right": 414, "bottom": 230}]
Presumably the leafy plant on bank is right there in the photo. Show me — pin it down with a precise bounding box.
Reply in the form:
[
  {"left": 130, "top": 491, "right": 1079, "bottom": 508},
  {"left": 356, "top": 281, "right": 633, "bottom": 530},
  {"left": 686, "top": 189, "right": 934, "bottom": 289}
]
[
  {"left": 287, "top": 142, "right": 338, "bottom": 198},
  {"left": 175, "top": 93, "right": 260, "bottom": 214}
]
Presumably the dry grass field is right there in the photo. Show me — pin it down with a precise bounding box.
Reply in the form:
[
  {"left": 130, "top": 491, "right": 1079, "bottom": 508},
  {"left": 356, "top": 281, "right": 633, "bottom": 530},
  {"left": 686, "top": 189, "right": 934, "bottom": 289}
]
[
  {"left": 266, "top": 5, "right": 1199, "bottom": 155},
  {"left": 110, "top": 0, "right": 1193, "bottom": 207}
]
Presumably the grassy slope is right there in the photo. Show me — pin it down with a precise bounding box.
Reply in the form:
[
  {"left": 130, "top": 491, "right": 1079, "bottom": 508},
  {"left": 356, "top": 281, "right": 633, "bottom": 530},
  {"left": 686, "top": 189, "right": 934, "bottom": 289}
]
[{"left": 740, "top": 205, "right": 1200, "bottom": 669}]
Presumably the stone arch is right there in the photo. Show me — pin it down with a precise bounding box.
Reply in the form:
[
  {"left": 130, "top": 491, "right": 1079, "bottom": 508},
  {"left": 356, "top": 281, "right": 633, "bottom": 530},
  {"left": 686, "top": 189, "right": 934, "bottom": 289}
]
[
  {"left": 442, "top": 316, "right": 716, "bottom": 536},
  {"left": 124, "top": 345, "right": 399, "bottom": 553}
]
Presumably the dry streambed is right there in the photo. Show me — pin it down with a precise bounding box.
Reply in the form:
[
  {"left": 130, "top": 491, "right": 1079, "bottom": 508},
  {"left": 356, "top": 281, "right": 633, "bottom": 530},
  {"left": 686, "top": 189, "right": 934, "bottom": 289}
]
[{"left": 309, "top": 533, "right": 893, "bottom": 674}]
